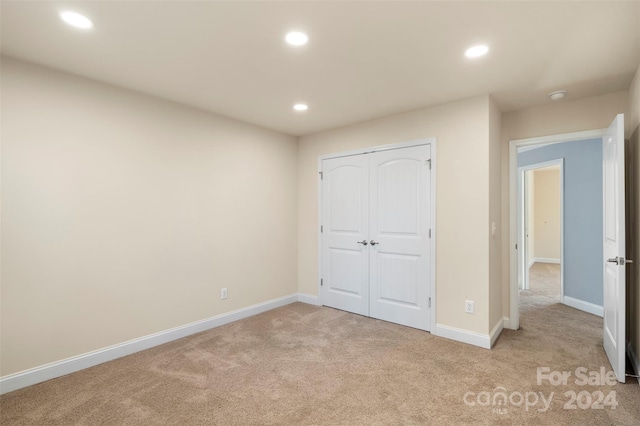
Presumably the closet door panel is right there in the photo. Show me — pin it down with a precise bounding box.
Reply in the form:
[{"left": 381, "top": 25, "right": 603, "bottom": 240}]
[
  {"left": 320, "top": 155, "right": 370, "bottom": 316},
  {"left": 369, "top": 145, "right": 431, "bottom": 331}
]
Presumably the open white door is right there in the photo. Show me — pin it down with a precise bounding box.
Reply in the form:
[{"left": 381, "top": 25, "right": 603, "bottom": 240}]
[{"left": 602, "top": 113, "right": 626, "bottom": 383}]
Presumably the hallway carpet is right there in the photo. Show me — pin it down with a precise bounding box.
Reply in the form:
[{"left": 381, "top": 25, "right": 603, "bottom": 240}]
[{"left": 2, "top": 267, "right": 639, "bottom": 424}]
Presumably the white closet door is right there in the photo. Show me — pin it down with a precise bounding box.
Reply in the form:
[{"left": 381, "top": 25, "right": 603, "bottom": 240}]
[
  {"left": 321, "top": 155, "right": 370, "bottom": 316},
  {"left": 369, "top": 145, "right": 431, "bottom": 331}
]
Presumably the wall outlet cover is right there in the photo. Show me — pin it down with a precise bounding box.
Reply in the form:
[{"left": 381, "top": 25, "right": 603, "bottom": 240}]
[{"left": 465, "top": 300, "right": 474, "bottom": 314}]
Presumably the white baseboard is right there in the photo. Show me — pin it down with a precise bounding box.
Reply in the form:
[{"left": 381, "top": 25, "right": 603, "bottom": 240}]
[
  {"left": 0, "top": 293, "right": 300, "bottom": 395},
  {"left": 434, "top": 323, "right": 492, "bottom": 349},
  {"left": 297, "top": 293, "right": 320, "bottom": 306},
  {"left": 489, "top": 318, "right": 504, "bottom": 348},
  {"left": 528, "top": 259, "right": 535, "bottom": 269},
  {"left": 502, "top": 316, "right": 511, "bottom": 330},
  {"left": 563, "top": 296, "right": 603, "bottom": 317},
  {"left": 532, "top": 257, "right": 561, "bottom": 265},
  {"left": 627, "top": 341, "right": 640, "bottom": 386}
]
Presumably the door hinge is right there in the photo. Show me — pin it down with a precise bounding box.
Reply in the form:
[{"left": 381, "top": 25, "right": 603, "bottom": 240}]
[
  {"left": 515, "top": 244, "right": 518, "bottom": 250},
  {"left": 321, "top": 225, "right": 323, "bottom": 233},
  {"left": 319, "top": 171, "right": 323, "bottom": 180},
  {"left": 429, "top": 229, "right": 431, "bottom": 238},
  {"left": 428, "top": 297, "right": 431, "bottom": 308},
  {"left": 321, "top": 278, "right": 323, "bottom": 287},
  {"left": 426, "top": 159, "right": 431, "bottom": 169}
]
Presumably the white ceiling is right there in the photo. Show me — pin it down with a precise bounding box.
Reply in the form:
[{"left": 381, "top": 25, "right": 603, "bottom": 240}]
[{"left": 2, "top": 1, "right": 639, "bottom": 136}]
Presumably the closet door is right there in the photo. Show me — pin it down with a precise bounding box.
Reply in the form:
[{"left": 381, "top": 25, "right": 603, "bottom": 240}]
[
  {"left": 369, "top": 145, "right": 431, "bottom": 331},
  {"left": 321, "top": 154, "right": 370, "bottom": 316}
]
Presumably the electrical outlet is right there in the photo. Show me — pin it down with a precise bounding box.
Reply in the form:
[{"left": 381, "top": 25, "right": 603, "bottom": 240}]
[
  {"left": 221, "top": 288, "right": 228, "bottom": 300},
  {"left": 465, "top": 300, "right": 474, "bottom": 314}
]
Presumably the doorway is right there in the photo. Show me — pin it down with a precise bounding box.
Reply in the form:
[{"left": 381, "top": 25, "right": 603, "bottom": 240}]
[
  {"left": 509, "top": 114, "right": 628, "bottom": 383},
  {"left": 509, "top": 129, "right": 606, "bottom": 331},
  {"left": 518, "top": 161, "right": 564, "bottom": 319},
  {"left": 518, "top": 158, "right": 564, "bottom": 295},
  {"left": 518, "top": 160, "right": 564, "bottom": 298}
]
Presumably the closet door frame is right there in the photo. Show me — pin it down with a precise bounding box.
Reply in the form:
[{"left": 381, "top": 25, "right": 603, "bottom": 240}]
[{"left": 317, "top": 138, "right": 437, "bottom": 331}]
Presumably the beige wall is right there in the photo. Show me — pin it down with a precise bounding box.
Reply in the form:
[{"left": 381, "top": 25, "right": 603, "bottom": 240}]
[
  {"left": 501, "top": 90, "right": 629, "bottom": 322},
  {"left": 0, "top": 57, "right": 298, "bottom": 376},
  {"left": 533, "top": 168, "right": 561, "bottom": 260},
  {"left": 3, "top": 54, "right": 637, "bottom": 380},
  {"left": 630, "top": 65, "right": 640, "bottom": 132},
  {"left": 488, "top": 96, "right": 503, "bottom": 329},
  {"left": 298, "top": 95, "right": 495, "bottom": 335}
]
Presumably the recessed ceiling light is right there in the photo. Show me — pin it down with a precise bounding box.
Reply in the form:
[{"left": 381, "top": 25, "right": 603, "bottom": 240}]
[
  {"left": 285, "top": 31, "right": 309, "bottom": 46},
  {"left": 549, "top": 90, "right": 567, "bottom": 101},
  {"left": 293, "top": 103, "right": 308, "bottom": 111},
  {"left": 465, "top": 45, "right": 489, "bottom": 58},
  {"left": 60, "top": 11, "right": 94, "bottom": 29}
]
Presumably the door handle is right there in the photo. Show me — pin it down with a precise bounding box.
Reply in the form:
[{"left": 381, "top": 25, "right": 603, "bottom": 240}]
[
  {"left": 607, "top": 257, "right": 633, "bottom": 265},
  {"left": 357, "top": 240, "right": 368, "bottom": 246},
  {"left": 370, "top": 240, "right": 379, "bottom": 246}
]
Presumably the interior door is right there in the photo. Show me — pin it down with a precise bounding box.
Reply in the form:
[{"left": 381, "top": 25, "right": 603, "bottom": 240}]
[
  {"left": 369, "top": 146, "right": 431, "bottom": 331},
  {"left": 321, "top": 154, "right": 370, "bottom": 316},
  {"left": 602, "top": 113, "right": 626, "bottom": 383}
]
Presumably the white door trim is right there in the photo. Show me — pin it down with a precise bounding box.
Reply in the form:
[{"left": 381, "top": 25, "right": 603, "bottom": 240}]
[
  {"left": 509, "top": 129, "right": 605, "bottom": 330},
  {"left": 517, "top": 158, "right": 564, "bottom": 302},
  {"left": 317, "top": 138, "right": 437, "bottom": 332},
  {"left": 318, "top": 138, "right": 435, "bottom": 162}
]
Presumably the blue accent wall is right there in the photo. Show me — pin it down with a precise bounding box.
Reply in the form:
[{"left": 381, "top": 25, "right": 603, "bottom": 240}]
[{"left": 518, "top": 138, "right": 603, "bottom": 306}]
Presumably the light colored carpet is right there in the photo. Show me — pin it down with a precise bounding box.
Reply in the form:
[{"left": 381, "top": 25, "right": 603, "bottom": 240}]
[
  {"left": 1, "top": 265, "right": 639, "bottom": 425},
  {"left": 520, "top": 262, "right": 562, "bottom": 314}
]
